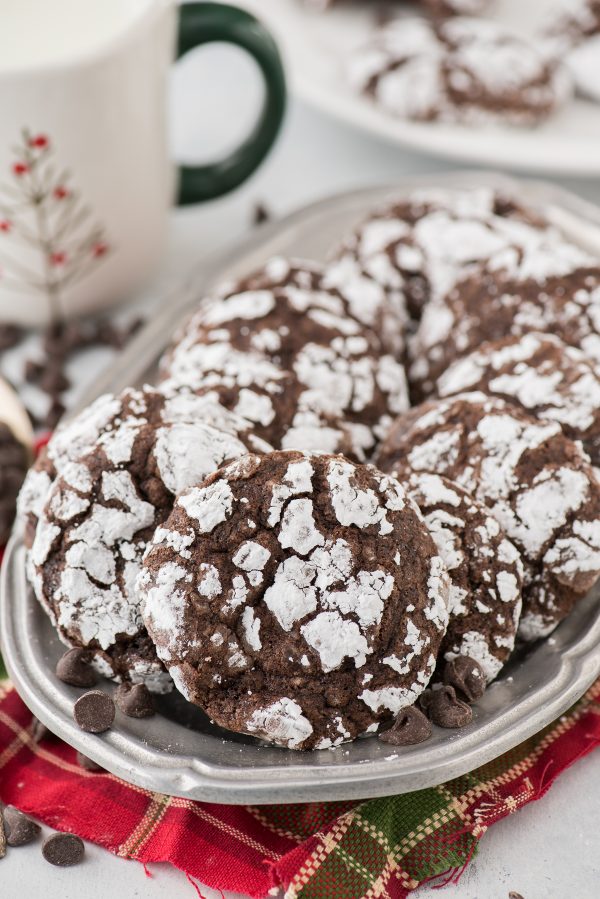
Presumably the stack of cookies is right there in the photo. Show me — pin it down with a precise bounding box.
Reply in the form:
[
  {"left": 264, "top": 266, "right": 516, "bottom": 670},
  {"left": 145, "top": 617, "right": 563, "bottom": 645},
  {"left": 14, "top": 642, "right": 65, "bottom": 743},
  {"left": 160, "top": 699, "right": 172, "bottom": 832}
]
[{"left": 20, "top": 185, "right": 600, "bottom": 751}]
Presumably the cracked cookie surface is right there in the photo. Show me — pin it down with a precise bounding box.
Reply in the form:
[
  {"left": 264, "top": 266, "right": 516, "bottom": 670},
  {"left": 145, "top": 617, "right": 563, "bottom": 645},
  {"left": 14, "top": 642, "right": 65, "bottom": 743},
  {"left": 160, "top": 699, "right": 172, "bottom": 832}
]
[
  {"left": 139, "top": 450, "right": 450, "bottom": 749},
  {"left": 160, "top": 257, "right": 409, "bottom": 461},
  {"left": 401, "top": 471, "right": 523, "bottom": 682},
  {"left": 349, "top": 17, "right": 571, "bottom": 127},
  {"left": 436, "top": 333, "right": 600, "bottom": 467},
  {"left": 377, "top": 393, "right": 600, "bottom": 640},
  {"left": 29, "top": 385, "right": 271, "bottom": 692}
]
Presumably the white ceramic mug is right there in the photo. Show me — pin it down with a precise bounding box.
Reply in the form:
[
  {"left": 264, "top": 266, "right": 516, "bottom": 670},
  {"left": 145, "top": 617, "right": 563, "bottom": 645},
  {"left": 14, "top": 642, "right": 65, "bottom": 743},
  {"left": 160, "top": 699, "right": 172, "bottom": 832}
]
[{"left": 0, "top": 0, "right": 285, "bottom": 325}]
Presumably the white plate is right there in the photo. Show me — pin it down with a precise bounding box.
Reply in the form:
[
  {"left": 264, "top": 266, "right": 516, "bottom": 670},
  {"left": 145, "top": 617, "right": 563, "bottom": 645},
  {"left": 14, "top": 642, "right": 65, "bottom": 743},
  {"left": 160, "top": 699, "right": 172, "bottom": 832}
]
[{"left": 245, "top": 0, "right": 600, "bottom": 176}]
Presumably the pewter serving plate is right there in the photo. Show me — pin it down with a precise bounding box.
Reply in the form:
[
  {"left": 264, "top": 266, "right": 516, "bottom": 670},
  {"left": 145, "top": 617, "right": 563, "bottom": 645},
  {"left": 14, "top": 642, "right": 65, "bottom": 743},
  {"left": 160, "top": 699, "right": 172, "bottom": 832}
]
[{"left": 3, "top": 172, "right": 600, "bottom": 805}]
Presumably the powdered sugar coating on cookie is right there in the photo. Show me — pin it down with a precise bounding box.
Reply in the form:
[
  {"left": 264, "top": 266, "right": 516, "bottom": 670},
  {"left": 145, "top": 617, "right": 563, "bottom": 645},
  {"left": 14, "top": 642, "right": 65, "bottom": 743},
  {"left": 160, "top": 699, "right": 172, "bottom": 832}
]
[
  {"left": 140, "top": 450, "right": 450, "bottom": 750},
  {"left": 30, "top": 385, "right": 273, "bottom": 691},
  {"left": 409, "top": 238, "right": 598, "bottom": 398},
  {"left": 330, "top": 187, "right": 553, "bottom": 326},
  {"left": 349, "top": 17, "right": 571, "bottom": 127},
  {"left": 160, "top": 257, "right": 409, "bottom": 461},
  {"left": 400, "top": 470, "right": 523, "bottom": 680},
  {"left": 436, "top": 333, "right": 600, "bottom": 467},
  {"left": 377, "top": 393, "right": 600, "bottom": 640}
]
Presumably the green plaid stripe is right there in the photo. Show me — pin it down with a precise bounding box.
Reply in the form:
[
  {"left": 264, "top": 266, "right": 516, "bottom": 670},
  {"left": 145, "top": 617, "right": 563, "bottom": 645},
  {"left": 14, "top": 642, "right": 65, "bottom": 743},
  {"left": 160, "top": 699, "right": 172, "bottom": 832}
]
[{"left": 284, "top": 682, "right": 600, "bottom": 899}]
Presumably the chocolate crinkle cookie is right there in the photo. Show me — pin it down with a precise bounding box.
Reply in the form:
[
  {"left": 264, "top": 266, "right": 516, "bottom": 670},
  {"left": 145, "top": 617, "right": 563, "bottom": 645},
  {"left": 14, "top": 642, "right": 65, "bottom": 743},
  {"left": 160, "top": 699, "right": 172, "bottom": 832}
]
[
  {"left": 348, "top": 17, "right": 572, "bottom": 127},
  {"left": 28, "top": 384, "right": 272, "bottom": 692},
  {"left": 376, "top": 393, "right": 600, "bottom": 641},
  {"left": 400, "top": 470, "right": 523, "bottom": 682},
  {"left": 139, "top": 450, "right": 450, "bottom": 750},
  {"left": 436, "top": 333, "right": 600, "bottom": 468},
  {"left": 543, "top": 0, "right": 600, "bottom": 51},
  {"left": 160, "top": 257, "right": 409, "bottom": 461},
  {"left": 18, "top": 381, "right": 270, "bottom": 547},
  {"left": 409, "top": 232, "right": 598, "bottom": 399},
  {"left": 329, "top": 187, "right": 549, "bottom": 324}
]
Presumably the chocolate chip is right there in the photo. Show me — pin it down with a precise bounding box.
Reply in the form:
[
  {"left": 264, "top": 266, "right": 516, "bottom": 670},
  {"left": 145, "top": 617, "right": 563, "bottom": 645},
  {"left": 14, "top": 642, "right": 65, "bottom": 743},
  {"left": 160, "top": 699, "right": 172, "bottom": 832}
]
[
  {"left": 3, "top": 805, "right": 41, "bottom": 846},
  {"left": 252, "top": 202, "right": 271, "bottom": 226},
  {"left": 114, "top": 683, "right": 155, "bottom": 719},
  {"left": 444, "top": 656, "right": 486, "bottom": 703},
  {"left": 42, "top": 323, "right": 69, "bottom": 358},
  {"left": 42, "top": 832, "right": 85, "bottom": 867},
  {"left": 24, "top": 359, "right": 44, "bottom": 383},
  {"left": 31, "top": 717, "right": 51, "bottom": 744},
  {"left": 76, "top": 751, "right": 105, "bottom": 772},
  {"left": 94, "top": 320, "right": 120, "bottom": 347},
  {"left": 509, "top": 893, "right": 525, "bottom": 899},
  {"left": 73, "top": 690, "right": 115, "bottom": 733},
  {"left": 379, "top": 706, "right": 432, "bottom": 746},
  {"left": 55, "top": 648, "right": 97, "bottom": 687},
  {"left": 423, "top": 685, "right": 473, "bottom": 729},
  {"left": 61, "top": 322, "right": 87, "bottom": 351},
  {"left": 38, "top": 367, "right": 70, "bottom": 396},
  {"left": 0, "top": 324, "right": 22, "bottom": 351}
]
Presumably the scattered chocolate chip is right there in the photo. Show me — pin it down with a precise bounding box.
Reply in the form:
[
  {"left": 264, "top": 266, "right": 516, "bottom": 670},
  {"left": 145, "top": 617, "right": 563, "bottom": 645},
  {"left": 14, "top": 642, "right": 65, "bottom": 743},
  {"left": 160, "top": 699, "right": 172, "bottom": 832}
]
[
  {"left": 38, "top": 366, "right": 70, "bottom": 396},
  {"left": 115, "top": 682, "right": 155, "bottom": 719},
  {"left": 24, "top": 359, "right": 44, "bottom": 383},
  {"left": 31, "top": 717, "right": 51, "bottom": 744},
  {"left": 11, "top": 313, "right": 145, "bottom": 430},
  {"left": 0, "top": 323, "right": 22, "bottom": 351},
  {"left": 73, "top": 690, "right": 115, "bottom": 734},
  {"left": 423, "top": 685, "right": 473, "bottom": 729},
  {"left": 55, "top": 648, "right": 97, "bottom": 688},
  {"left": 252, "top": 202, "right": 271, "bottom": 226},
  {"left": 3, "top": 805, "right": 41, "bottom": 846},
  {"left": 42, "top": 323, "right": 68, "bottom": 359},
  {"left": 444, "top": 656, "right": 486, "bottom": 703},
  {"left": 509, "top": 893, "right": 525, "bottom": 899},
  {"left": 379, "top": 706, "right": 432, "bottom": 746},
  {"left": 60, "top": 322, "right": 86, "bottom": 351},
  {"left": 76, "top": 751, "right": 105, "bottom": 772},
  {"left": 94, "top": 320, "right": 120, "bottom": 347},
  {"left": 124, "top": 317, "right": 143, "bottom": 341},
  {"left": 42, "top": 832, "right": 85, "bottom": 867}
]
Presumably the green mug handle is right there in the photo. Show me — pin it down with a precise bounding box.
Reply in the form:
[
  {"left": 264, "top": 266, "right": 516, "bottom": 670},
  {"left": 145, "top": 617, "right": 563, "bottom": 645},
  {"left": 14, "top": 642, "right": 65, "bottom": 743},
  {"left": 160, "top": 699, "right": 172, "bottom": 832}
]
[{"left": 176, "top": 2, "right": 286, "bottom": 205}]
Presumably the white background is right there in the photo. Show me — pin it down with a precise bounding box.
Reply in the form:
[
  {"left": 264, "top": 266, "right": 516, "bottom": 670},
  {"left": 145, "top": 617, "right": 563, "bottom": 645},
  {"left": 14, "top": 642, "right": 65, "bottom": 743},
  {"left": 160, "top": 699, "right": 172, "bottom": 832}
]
[{"left": 3, "top": 22, "right": 600, "bottom": 899}]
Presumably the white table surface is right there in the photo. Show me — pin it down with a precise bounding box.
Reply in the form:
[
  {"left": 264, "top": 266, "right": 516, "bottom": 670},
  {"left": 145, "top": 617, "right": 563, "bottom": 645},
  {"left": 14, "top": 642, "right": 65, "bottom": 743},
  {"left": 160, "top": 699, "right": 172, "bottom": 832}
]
[{"left": 3, "top": 29, "right": 600, "bottom": 899}]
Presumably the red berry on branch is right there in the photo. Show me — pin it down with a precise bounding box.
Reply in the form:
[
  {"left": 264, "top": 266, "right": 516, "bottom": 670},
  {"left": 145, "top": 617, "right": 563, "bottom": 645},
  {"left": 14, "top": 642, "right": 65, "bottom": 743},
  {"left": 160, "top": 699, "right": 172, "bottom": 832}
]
[
  {"left": 12, "top": 162, "right": 29, "bottom": 176},
  {"left": 92, "top": 241, "right": 109, "bottom": 258},
  {"left": 29, "top": 134, "right": 49, "bottom": 149},
  {"left": 53, "top": 186, "right": 69, "bottom": 200},
  {"left": 50, "top": 251, "right": 67, "bottom": 267},
  {"left": 0, "top": 220, "right": 11, "bottom": 232}
]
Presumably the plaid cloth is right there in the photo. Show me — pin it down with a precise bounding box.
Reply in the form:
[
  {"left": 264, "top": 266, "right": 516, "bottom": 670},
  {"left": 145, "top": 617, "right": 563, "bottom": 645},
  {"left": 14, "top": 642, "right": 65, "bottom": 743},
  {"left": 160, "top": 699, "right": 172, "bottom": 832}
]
[{"left": 0, "top": 677, "right": 599, "bottom": 898}]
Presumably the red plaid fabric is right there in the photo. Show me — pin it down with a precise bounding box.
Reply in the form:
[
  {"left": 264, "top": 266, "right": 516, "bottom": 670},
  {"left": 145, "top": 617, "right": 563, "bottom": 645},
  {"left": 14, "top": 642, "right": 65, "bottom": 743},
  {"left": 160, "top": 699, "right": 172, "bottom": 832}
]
[{"left": 1, "top": 679, "right": 599, "bottom": 898}]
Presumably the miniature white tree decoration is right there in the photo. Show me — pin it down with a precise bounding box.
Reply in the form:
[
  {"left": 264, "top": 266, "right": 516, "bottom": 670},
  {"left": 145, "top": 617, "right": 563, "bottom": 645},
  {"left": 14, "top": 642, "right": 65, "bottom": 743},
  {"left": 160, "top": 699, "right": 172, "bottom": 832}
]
[{"left": 0, "top": 129, "right": 111, "bottom": 322}]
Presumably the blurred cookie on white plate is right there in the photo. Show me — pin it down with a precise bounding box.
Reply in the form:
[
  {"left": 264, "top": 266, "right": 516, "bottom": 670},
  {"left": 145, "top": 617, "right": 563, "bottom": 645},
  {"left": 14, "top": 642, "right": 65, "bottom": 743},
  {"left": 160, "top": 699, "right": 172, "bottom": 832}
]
[{"left": 349, "top": 17, "right": 572, "bottom": 125}]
